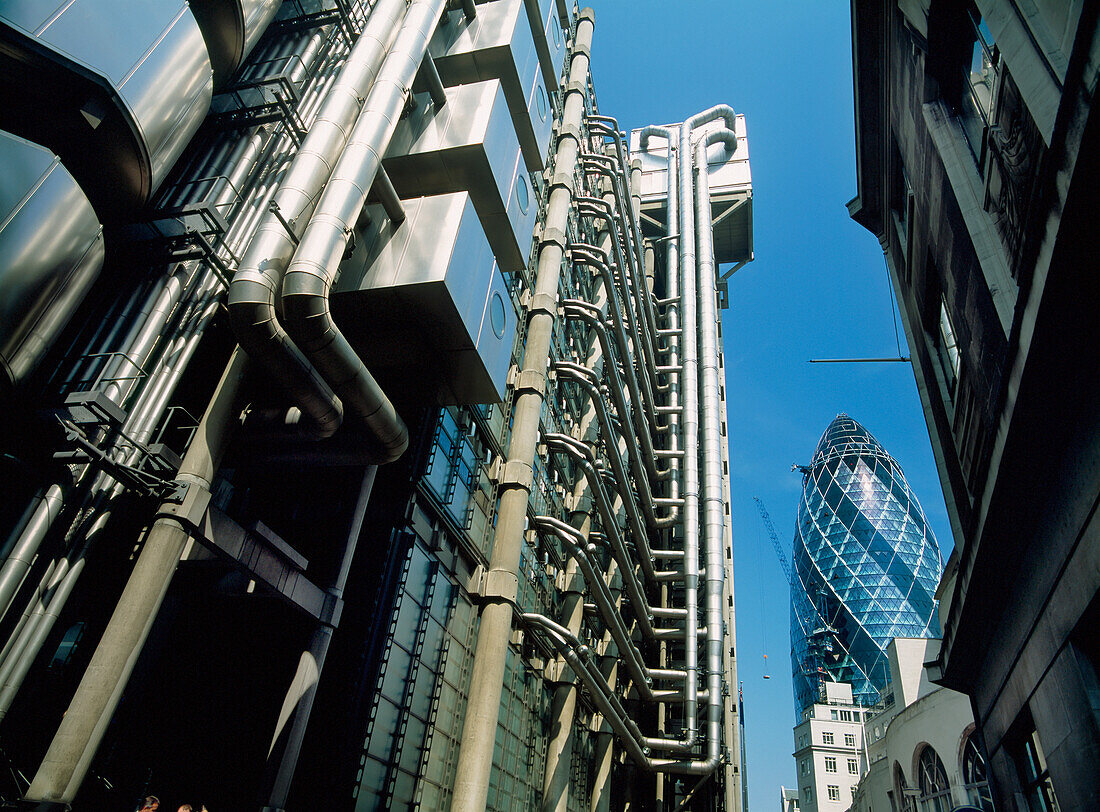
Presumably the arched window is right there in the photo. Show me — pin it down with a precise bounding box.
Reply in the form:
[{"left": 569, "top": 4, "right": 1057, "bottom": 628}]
[
  {"left": 893, "top": 762, "right": 915, "bottom": 812},
  {"left": 917, "top": 746, "right": 952, "bottom": 812},
  {"left": 961, "top": 733, "right": 995, "bottom": 811}
]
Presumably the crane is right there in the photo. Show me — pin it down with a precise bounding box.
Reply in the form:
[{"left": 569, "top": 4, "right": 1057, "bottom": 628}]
[{"left": 753, "top": 496, "right": 792, "bottom": 586}]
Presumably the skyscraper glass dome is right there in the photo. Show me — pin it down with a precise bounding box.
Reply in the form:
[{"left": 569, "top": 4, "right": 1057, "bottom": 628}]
[{"left": 790, "top": 414, "right": 944, "bottom": 716}]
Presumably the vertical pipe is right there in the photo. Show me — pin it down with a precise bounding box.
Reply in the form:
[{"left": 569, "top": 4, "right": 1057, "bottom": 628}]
[
  {"left": 677, "top": 120, "right": 700, "bottom": 746},
  {"left": 23, "top": 349, "right": 248, "bottom": 806},
  {"left": 449, "top": 11, "right": 594, "bottom": 810}
]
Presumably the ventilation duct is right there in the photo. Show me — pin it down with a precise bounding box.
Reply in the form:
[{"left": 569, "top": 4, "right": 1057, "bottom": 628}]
[
  {"left": 187, "top": 0, "right": 281, "bottom": 86},
  {"left": 0, "top": 132, "right": 105, "bottom": 388},
  {"left": 0, "top": 0, "right": 213, "bottom": 217},
  {"left": 332, "top": 192, "right": 517, "bottom": 404},
  {"left": 383, "top": 79, "right": 536, "bottom": 272}
]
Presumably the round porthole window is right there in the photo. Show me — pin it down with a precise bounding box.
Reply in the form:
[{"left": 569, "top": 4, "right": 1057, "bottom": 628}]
[
  {"left": 490, "top": 292, "right": 507, "bottom": 338},
  {"left": 516, "top": 175, "right": 529, "bottom": 214},
  {"left": 536, "top": 84, "right": 548, "bottom": 121},
  {"left": 552, "top": 22, "right": 562, "bottom": 47}
]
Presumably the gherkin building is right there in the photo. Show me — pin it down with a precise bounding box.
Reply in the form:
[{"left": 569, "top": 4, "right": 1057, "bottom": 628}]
[{"left": 790, "top": 414, "right": 944, "bottom": 716}]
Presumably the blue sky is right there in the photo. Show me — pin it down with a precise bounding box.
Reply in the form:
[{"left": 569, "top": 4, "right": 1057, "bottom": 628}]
[{"left": 588, "top": 2, "right": 953, "bottom": 807}]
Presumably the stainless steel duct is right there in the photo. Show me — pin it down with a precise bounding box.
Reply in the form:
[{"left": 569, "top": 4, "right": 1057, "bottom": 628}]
[
  {"left": 279, "top": 0, "right": 451, "bottom": 461},
  {"left": 0, "top": 132, "right": 104, "bottom": 388},
  {"left": 229, "top": 0, "right": 408, "bottom": 443}
]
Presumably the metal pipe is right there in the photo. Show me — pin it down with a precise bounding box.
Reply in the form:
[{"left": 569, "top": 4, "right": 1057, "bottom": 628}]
[
  {"left": 553, "top": 359, "right": 674, "bottom": 534},
  {"left": 558, "top": 301, "right": 668, "bottom": 497},
  {"left": 543, "top": 433, "right": 657, "bottom": 601},
  {"left": 0, "top": 484, "right": 65, "bottom": 626},
  {"left": 372, "top": 165, "right": 406, "bottom": 224},
  {"left": 229, "top": 0, "right": 409, "bottom": 440},
  {"left": 418, "top": 53, "right": 447, "bottom": 109},
  {"left": 579, "top": 156, "right": 661, "bottom": 384},
  {"left": 532, "top": 516, "right": 654, "bottom": 699},
  {"left": 693, "top": 123, "right": 739, "bottom": 778},
  {"left": 449, "top": 14, "right": 593, "bottom": 809},
  {"left": 575, "top": 198, "right": 659, "bottom": 416},
  {"left": 570, "top": 244, "right": 657, "bottom": 435},
  {"left": 279, "top": 0, "right": 448, "bottom": 462}
]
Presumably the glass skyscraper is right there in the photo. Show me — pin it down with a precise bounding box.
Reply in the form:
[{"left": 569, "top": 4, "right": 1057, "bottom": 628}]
[{"left": 790, "top": 414, "right": 943, "bottom": 716}]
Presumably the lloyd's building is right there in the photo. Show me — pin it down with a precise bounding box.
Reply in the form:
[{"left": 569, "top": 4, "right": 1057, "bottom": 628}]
[{"left": 0, "top": 0, "right": 753, "bottom": 809}]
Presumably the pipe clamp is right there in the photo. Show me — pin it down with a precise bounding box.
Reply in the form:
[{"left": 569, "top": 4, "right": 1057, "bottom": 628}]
[
  {"left": 513, "top": 370, "right": 546, "bottom": 396},
  {"left": 527, "top": 292, "right": 558, "bottom": 317},
  {"left": 481, "top": 568, "right": 519, "bottom": 603},
  {"left": 540, "top": 224, "right": 569, "bottom": 247},
  {"left": 498, "top": 459, "right": 534, "bottom": 490}
]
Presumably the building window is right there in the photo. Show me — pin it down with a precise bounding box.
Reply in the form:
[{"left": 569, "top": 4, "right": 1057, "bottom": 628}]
[
  {"left": 917, "top": 746, "right": 952, "bottom": 812},
  {"left": 961, "top": 732, "right": 995, "bottom": 811},
  {"left": 1014, "top": 726, "right": 1060, "bottom": 812},
  {"left": 826, "top": 756, "right": 838, "bottom": 773},
  {"left": 828, "top": 785, "right": 841, "bottom": 801},
  {"left": 804, "top": 786, "right": 813, "bottom": 801},
  {"left": 849, "top": 757, "right": 860, "bottom": 774},
  {"left": 937, "top": 298, "right": 960, "bottom": 396},
  {"left": 845, "top": 733, "right": 856, "bottom": 747},
  {"left": 802, "top": 759, "right": 810, "bottom": 775},
  {"left": 840, "top": 710, "right": 852, "bottom": 721},
  {"left": 831, "top": 709, "right": 840, "bottom": 720},
  {"left": 958, "top": 6, "right": 998, "bottom": 168},
  {"left": 823, "top": 732, "right": 835, "bottom": 745},
  {"left": 895, "top": 762, "right": 916, "bottom": 812}
]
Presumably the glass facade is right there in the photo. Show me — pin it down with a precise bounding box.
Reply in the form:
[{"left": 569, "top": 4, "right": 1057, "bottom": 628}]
[{"left": 790, "top": 415, "right": 943, "bottom": 715}]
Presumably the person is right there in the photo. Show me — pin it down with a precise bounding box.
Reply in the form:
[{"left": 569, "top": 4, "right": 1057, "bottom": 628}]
[
  {"left": 137, "top": 797, "right": 159, "bottom": 812},
  {"left": 177, "top": 805, "right": 192, "bottom": 812}
]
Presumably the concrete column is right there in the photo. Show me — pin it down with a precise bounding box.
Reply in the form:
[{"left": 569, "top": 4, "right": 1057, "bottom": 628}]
[
  {"left": 23, "top": 349, "right": 249, "bottom": 807},
  {"left": 449, "top": 12, "right": 595, "bottom": 812}
]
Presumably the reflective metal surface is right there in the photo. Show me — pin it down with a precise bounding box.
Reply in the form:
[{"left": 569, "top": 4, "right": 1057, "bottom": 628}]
[
  {"left": 432, "top": 0, "right": 552, "bottom": 170},
  {"left": 0, "top": 132, "right": 104, "bottom": 387},
  {"left": 384, "top": 79, "right": 536, "bottom": 271},
  {"left": 633, "top": 114, "right": 754, "bottom": 264},
  {"left": 333, "top": 192, "right": 516, "bottom": 404},
  {"left": 0, "top": 0, "right": 213, "bottom": 212},
  {"left": 189, "top": 0, "right": 282, "bottom": 84}
]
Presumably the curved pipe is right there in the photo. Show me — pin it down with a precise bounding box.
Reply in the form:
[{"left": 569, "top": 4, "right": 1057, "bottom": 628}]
[
  {"left": 570, "top": 244, "right": 657, "bottom": 435},
  {"left": 532, "top": 516, "right": 656, "bottom": 700},
  {"left": 579, "top": 154, "right": 661, "bottom": 376},
  {"left": 554, "top": 359, "right": 677, "bottom": 531},
  {"left": 694, "top": 123, "right": 739, "bottom": 780},
  {"left": 586, "top": 118, "right": 663, "bottom": 352},
  {"left": 228, "top": 0, "right": 409, "bottom": 442},
  {"left": 574, "top": 198, "right": 659, "bottom": 409},
  {"left": 561, "top": 300, "right": 671, "bottom": 491},
  {"left": 542, "top": 434, "right": 658, "bottom": 617},
  {"left": 279, "top": 0, "right": 453, "bottom": 462}
]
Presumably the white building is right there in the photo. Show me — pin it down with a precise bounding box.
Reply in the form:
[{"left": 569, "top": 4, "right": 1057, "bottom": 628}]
[
  {"left": 791, "top": 681, "right": 868, "bottom": 812},
  {"left": 850, "top": 635, "right": 993, "bottom": 812},
  {"left": 781, "top": 785, "right": 801, "bottom": 812}
]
